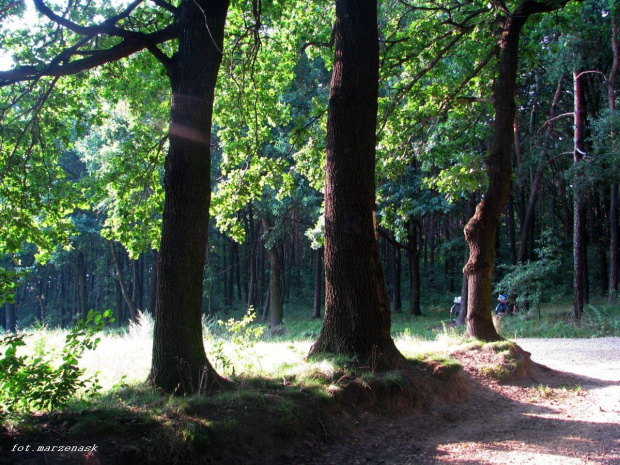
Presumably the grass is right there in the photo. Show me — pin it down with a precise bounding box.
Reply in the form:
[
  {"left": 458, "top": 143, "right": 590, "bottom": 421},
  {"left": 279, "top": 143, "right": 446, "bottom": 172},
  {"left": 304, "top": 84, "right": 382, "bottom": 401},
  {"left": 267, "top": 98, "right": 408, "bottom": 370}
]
[
  {"left": 496, "top": 297, "right": 620, "bottom": 339},
  {"left": 7, "top": 296, "right": 620, "bottom": 392},
  {"left": 2, "top": 297, "right": 617, "bottom": 462}
]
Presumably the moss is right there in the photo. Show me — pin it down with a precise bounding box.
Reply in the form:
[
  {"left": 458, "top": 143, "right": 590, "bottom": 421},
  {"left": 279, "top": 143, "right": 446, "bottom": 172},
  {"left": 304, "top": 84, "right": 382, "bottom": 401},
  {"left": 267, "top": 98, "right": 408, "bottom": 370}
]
[{"left": 480, "top": 364, "right": 511, "bottom": 380}]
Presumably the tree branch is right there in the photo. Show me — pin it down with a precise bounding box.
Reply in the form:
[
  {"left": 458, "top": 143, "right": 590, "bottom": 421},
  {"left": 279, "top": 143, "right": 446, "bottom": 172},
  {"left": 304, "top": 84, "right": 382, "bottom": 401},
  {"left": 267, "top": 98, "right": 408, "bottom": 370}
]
[
  {"left": 0, "top": 0, "right": 24, "bottom": 17},
  {"left": 539, "top": 112, "right": 573, "bottom": 132},
  {"left": 33, "top": 0, "right": 146, "bottom": 39},
  {"left": 0, "top": 26, "right": 176, "bottom": 86},
  {"left": 299, "top": 23, "right": 336, "bottom": 58},
  {"left": 150, "top": 0, "right": 177, "bottom": 14},
  {"left": 378, "top": 227, "right": 416, "bottom": 254}
]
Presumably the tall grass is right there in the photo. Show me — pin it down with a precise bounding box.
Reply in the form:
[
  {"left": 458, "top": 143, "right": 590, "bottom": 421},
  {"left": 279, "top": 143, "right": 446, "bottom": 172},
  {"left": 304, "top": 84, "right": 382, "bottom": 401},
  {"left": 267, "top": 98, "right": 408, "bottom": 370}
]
[
  {"left": 497, "top": 297, "right": 620, "bottom": 339},
  {"left": 7, "top": 297, "right": 620, "bottom": 393}
]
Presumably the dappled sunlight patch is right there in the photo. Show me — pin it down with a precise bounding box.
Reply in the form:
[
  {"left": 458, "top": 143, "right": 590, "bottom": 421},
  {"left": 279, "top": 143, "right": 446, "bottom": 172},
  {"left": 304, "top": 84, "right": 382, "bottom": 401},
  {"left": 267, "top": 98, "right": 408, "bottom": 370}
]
[
  {"left": 80, "top": 331, "right": 151, "bottom": 388},
  {"left": 395, "top": 334, "right": 455, "bottom": 358},
  {"left": 434, "top": 441, "right": 594, "bottom": 464}
]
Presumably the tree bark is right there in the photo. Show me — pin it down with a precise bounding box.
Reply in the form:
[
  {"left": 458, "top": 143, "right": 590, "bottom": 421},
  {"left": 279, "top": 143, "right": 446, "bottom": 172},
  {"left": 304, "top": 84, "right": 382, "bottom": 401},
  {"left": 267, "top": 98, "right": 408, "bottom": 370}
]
[
  {"left": 506, "top": 193, "right": 517, "bottom": 265},
  {"left": 457, "top": 194, "right": 477, "bottom": 326},
  {"left": 149, "top": 0, "right": 229, "bottom": 394},
  {"left": 589, "top": 190, "right": 608, "bottom": 297},
  {"left": 246, "top": 212, "right": 260, "bottom": 313},
  {"left": 309, "top": 0, "right": 403, "bottom": 366},
  {"left": 74, "top": 249, "right": 88, "bottom": 321},
  {"left": 223, "top": 235, "right": 229, "bottom": 309},
  {"left": 513, "top": 118, "right": 526, "bottom": 227}
]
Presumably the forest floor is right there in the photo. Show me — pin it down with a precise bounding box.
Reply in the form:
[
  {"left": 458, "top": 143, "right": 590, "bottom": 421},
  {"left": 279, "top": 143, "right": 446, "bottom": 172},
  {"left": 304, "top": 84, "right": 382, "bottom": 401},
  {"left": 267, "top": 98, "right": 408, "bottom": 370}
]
[
  {"left": 2, "top": 337, "right": 619, "bottom": 464},
  {"left": 291, "top": 337, "right": 620, "bottom": 465}
]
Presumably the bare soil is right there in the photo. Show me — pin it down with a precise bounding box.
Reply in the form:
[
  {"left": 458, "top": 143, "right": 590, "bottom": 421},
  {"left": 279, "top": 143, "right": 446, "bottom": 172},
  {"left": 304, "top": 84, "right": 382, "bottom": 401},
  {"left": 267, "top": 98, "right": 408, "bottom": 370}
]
[{"left": 292, "top": 338, "right": 620, "bottom": 465}]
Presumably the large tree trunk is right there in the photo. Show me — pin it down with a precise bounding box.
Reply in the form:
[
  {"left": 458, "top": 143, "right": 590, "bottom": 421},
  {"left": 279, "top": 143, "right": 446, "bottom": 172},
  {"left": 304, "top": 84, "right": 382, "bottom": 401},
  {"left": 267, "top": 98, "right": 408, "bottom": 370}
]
[
  {"left": 309, "top": 0, "right": 403, "bottom": 366},
  {"left": 457, "top": 194, "right": 477, "bottom": 326},
  {"left": 148, "top": 0, "right": 229, "bottom": 394},
  {"left": 464, "top": 3, "right": 534, "bottom": 342},
  {"left": 465, "top": 0, "right": 569, "bottom": 340}
]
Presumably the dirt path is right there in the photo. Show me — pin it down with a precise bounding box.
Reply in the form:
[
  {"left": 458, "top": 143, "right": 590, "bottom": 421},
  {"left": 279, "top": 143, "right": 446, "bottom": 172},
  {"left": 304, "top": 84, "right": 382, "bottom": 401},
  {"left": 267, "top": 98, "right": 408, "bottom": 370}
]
[{"left": 292, "top": 338, "right": 620, "bottom": 465}]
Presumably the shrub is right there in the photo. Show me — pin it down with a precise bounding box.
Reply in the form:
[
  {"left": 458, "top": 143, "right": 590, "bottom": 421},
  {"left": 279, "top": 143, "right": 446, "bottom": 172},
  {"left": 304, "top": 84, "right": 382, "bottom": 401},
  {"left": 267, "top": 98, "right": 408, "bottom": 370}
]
[{"left": 0, "top": 310, "right": 113, "bottom": 412}]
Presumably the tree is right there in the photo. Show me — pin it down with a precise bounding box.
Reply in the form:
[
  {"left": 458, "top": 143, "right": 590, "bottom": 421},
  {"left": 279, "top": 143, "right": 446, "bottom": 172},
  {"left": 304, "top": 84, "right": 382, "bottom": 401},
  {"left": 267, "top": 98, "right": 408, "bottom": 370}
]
[
  {"left": 0, "top": 0, "right": 230, "bottom": 393},
  {"left": 572, "top": 70, "right": 587, "bottom": 319},
  {"left": 463, "top": 0, "right": 572, "bottom": 341},
  {"left": 147, "top": 0, "right": 230, "bottom": 393},
  {"left": 608, "top": 15, "right": 619, "bottom": 303},
  {"left": 308, "top": 0, "right": 403, "bottom": 366}
]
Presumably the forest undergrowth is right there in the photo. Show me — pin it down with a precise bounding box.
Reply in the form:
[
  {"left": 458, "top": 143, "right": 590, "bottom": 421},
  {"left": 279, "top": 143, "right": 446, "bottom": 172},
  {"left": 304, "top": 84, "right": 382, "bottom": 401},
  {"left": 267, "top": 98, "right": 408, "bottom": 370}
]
[{"left": 1, "top": 299, "right": 619, "bottom": 464}]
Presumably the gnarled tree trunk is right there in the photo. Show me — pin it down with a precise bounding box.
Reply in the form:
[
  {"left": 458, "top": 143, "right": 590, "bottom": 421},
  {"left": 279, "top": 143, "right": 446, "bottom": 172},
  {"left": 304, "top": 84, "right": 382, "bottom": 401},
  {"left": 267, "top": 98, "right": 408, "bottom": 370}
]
[{"left": 464, "top": 0, "right": 568, "bottom": 341}]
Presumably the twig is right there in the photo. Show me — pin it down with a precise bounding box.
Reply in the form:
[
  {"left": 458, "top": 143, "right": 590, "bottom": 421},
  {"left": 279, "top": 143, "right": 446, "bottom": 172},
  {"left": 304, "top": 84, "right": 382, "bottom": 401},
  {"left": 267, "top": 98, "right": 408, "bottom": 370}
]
[{"left": 317, "top": 416, "right": 328, "bottom": 440}]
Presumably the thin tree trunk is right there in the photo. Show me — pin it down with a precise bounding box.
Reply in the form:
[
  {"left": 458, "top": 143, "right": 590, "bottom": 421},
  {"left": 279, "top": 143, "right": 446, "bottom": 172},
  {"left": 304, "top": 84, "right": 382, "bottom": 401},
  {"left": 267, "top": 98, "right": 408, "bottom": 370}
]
[
  {"left": 5, "top": 302, "right": 16, "bottom": 333},
  {"left": 393, "top": 242, "right": 402, "bottom": 313},
  {"left": 408, "top": 217, "right": 422, "bottom": 316},
  {"left": 108, "top": 241, "right": 138, "bottom": 321},
  {"left": 514, "top": 118, "right": 526, "bottom": 227},
  {"left": 313, "top": 247, "right": 323, "bottom": 319},
  {"left": 246, "top": 214, "right": 260, "bottom": 313},
  {"left": 267, "top": 244, "right": 284, "bottom": 328},
  {"left": 518, "top": 76, "right": 564, "bottom": 263},
  {"left": 506, "top": 192, "right": 517, "bottom": 265},
  {"left": 262, "top": 219, "right": 284, "bottom": 328},
  {"left": 558, "top": 176, "right": 573, "bottom": 240},
  {"left": 147, "top": 250, "right": 158, "bottom": 315},
  {"left": 610, "top": 16, "right": 619, "bottom": 303},
  {"left": 223, "top": 235, "right": 230, "bottom": 309},
  {"left": 589, "top": 190, "right": 608, "bottom": 297},
  {"left": 573, "top": 70, "right": 586, "bottom": 319},
  {"left": 262, "top": 282, "right": 270, "bottom": 321}
]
